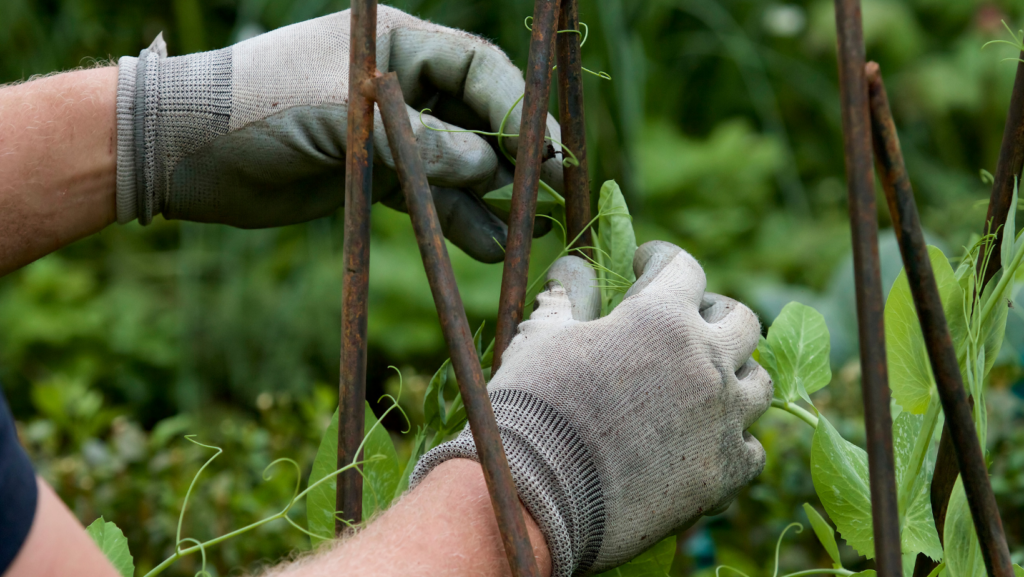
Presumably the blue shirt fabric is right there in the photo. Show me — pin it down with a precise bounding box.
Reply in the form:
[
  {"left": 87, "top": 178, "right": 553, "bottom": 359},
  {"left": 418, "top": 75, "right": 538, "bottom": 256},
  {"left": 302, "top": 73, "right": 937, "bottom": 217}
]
[{"left": 0, "top": 387, "right": 38, "bottom": 573}]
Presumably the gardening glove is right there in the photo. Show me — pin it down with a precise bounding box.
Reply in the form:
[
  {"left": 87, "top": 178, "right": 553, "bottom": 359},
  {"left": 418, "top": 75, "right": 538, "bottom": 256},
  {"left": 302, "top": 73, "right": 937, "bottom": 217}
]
[
  {"left": 411, "top": 241, "right": 773, "bottom": 577},
  {"left": 115, "top": 5, "right": 564, "bottom": 263}
]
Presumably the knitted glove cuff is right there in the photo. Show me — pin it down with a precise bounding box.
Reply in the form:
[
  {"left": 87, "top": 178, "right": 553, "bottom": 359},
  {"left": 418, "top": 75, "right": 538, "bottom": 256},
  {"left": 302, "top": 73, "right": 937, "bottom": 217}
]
[
  {"left": 115, "top": 35, "right": 232, "bottom": 225},
  {"left": 411, "top": 389, "right": 605, "bottom": 577}
]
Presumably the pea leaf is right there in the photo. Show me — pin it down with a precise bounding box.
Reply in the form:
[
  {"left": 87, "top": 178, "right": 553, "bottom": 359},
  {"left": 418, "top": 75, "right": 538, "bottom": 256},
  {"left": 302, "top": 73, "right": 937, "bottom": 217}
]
[
  {"left": 885, "top": 246, "right": 964, "bottom": 414},
  {"left": 593, "top": 535, "right": 675, "bottom": 577},
  {"left": 423, "top": 359, "right": 453, "bottom": 430},
  {"left": 763, "top": 302, "right": 831, "bottom": 404},
  {"left": 1001, "top": 176, "right": 1020, "bottom": 272},
  {"left": 482, "top": 182, "right": 561, "bottom": 214},
  {"left": 85, "top": 516, "right": 134, "bottom": 577},
  {"left": 892, "top": 410, "right": 942, "bottom": 561},
  {"left": 810, "top": 414, "right": 874, "bottom": 559},
  {"left": 802, "top": 503, "right": 842, "bottom": 568},
  {"left": 944, "top": 477, "right": 985, "bottom": 577},
  {"left": 851, "top": 572, "right": 877, "bottom": 577},
  {"left": 307, "top": 403, "right": 402, "bottom": 547},
  {"left": 596, "top": 180, "right": 638, "bottom": 315},
  {"left": 1014, "top": 564, "right": 1024, "bottom": 577}
]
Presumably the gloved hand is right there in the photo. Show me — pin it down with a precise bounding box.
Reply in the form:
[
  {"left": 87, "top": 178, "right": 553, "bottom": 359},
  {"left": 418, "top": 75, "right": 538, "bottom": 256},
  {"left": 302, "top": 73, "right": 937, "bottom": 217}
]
[
  {"left": 115, "top": 6, "right": 564, "bottom": 263},
  {"left": 412, "top": 241, "right": 773, "bottom": 576}
]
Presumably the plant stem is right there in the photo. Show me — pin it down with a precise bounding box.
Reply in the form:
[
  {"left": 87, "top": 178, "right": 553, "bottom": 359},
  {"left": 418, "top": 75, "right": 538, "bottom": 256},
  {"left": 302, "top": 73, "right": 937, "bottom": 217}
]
[
  {"left": 897, "top": 393, "right": 941, "bottom": 520},
  {"left": 780, "top": 569, "right": 855, "bottom": 577},
  {"left": 771, "top": 398, "right": 819, "bottom": 428},
  {"left": 979, "top": 227, "right": 1024, "bottom": 327}
]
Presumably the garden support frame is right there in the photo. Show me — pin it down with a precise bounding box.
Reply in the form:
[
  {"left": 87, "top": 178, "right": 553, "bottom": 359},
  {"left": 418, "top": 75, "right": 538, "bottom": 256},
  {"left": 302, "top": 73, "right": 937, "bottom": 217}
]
[
  {"left": 832, "top": 1, "right": 902, "bottom": 575},
  {"left": 335, "top": 0, "right": 592, "bottom": 575},
  {"left": 866, "top": 62, "right": 1014, "bottom": 577}
]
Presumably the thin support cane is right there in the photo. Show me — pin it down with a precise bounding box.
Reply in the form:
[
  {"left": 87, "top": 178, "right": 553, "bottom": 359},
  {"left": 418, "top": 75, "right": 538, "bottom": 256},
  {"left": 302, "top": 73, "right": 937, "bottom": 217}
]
[{"left": 833, "top": 1, "right": 902, "bottom": 575}]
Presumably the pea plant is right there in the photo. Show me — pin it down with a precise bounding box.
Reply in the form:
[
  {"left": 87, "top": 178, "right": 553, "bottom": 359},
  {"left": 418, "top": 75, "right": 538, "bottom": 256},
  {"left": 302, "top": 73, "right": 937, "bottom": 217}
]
[{"left": 748, "top": 182, "right": 1024, "bottom": 577}]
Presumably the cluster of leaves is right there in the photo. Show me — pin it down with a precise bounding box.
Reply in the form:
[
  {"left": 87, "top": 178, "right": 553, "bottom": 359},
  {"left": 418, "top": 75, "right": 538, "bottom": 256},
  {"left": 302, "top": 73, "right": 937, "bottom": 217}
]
[{"left": 753, "top": 187, "right": 1024, "bottom": 577}]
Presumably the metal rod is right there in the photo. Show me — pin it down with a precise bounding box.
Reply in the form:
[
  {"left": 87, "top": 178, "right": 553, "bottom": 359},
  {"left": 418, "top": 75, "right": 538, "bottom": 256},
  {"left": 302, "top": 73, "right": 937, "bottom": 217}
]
[
  {"left": 337, "top": 0, "right": 376, "bottom": 534},
  {"left": 981, "top": 50, "right": 1024, "bottom": 286},
  {"left": 373, "top": 71, "right": 542, "bottom": 577},
  {"left": 927, "top": 49, "right": 1024, "bottom": 562},
  {"left": 867, "top": 62, "right": 1014, "bottom": 577},
  {"left": 493, "top": 0, "right": 563, "bottom": 372},
  {"left": 832, "top": 2, "right": 901, "bottom": 575},
  {"left": 555, "top": 0, "right": 592, "bottom": 260}
]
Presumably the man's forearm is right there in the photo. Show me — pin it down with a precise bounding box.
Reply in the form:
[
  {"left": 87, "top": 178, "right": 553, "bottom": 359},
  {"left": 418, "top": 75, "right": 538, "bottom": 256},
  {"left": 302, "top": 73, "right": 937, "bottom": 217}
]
[
  {"left": 269, "top": 459, "right": 552, "bottom": 577},
  {"left": 0, "top": 67, "right": 117, "bottom": 276}
]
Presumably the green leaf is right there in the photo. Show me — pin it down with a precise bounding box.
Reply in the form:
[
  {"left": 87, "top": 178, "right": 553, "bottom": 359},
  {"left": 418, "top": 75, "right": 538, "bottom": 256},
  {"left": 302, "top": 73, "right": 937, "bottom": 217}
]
[
  {"left": 593, "top": 536, "right": 675, "bottom": 577},
  {"left": 361, "top": 406, "right": 402, "bottom": 518},
  {"left": 944, "top": 477, "right": 986, "bottom": 577},
  {"left": 1002, "top": 177, "right": 1019, "bottom": 272},
  {"left": 885, "top": 246, "right": 964, "bottom": 414},
  {"left": 85, "top": 516, "right": 134, "bottom": 577},
  {"left": 596, "top": 180, "right": 638, "bottom": 315},
  {"left": 802, "top": 503, "right": 842, "bottom": 568},
  {"left": 482, "top": 182, "right": 561, "bottom": 213},
  {"left": 810, "top": 414, "right": 874, "bottom": 559},
  {"left": 423, "top": 359, "right": 452, "bottom": 430},
  {"left": 1014, "top": 564, "right": 1024, "bottom": 577},
  {"left": 851, "top": 572, "right": 877, "bottom": 577},
  {"left": 891, "top": 410, "right": 942, "bottom": 562},
  {"left": 306, "top": 403, "right": 402, "bottom": 547},
  {"left": 763, "top": 302, "right": 831, "bottom": 404}
]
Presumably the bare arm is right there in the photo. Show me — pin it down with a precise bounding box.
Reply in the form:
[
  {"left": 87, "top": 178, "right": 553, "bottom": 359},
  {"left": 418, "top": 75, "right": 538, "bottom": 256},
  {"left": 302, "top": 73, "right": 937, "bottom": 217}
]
[
  {"left": 0, "top": 67, "right": 117, "bottom": 276},
  {"left": 269, "top": 458, "right": 552, "bottom": 577},
  {"left": 5, "top": 460, "right": 550, "bottom": 577},
  {"left": 5, "top": 478, "right": 121, "bottom": 577}
]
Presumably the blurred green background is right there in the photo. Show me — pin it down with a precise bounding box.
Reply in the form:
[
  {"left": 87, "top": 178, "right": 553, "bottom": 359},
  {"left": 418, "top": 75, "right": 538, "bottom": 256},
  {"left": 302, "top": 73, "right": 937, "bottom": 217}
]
[{"left": 5, "top": 0, "right": 1024, "bottom": 575}]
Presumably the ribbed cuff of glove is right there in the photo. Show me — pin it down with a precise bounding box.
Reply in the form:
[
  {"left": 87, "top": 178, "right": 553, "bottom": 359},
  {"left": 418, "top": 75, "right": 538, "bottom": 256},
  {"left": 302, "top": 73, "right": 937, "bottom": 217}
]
[
  {"left": 410, "top": 390, "right": 605, "bottom": 577},
  {"left": 115, "top": 35, "right": 232, "bottom": 225}
]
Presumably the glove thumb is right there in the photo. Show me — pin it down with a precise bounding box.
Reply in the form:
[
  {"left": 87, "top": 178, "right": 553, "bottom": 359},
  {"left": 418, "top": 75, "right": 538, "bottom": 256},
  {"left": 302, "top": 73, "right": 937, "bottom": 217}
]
[{"left": 538, "top": 255, "right": 600, "bottom": 322}]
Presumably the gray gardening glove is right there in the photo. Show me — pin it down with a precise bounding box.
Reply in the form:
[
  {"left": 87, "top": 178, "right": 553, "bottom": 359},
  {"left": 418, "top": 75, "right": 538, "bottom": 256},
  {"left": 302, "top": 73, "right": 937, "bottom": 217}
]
[
  {"left": 115, "top": 5, "right": 564, "bottom": 263},
  {"left": 411, "top": 241, "right": 773, "bottom": 577}
]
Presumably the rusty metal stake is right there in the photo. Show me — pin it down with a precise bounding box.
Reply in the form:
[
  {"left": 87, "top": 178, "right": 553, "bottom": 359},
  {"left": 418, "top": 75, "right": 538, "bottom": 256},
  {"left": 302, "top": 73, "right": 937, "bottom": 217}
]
[
  {"left": 493, "top": 0, "right": 563, "bottom": 372},
  {"left": 981, "top": 50, "right": 1024, "bottom": 286},
  {"left": 832, "top": 1, "right": 902, "bottom": 575},
  {"left": 373, "top": 71, "right": 542, "bottom": 577},
  {"left": 337, "top": 0, "right": 377, "bottom": 533},
  {"left": 556, "top": 0, "right": 592, "bottom": 260},
  {"left": 867, "top": 62, "right": 1014, "bottom": 577}
]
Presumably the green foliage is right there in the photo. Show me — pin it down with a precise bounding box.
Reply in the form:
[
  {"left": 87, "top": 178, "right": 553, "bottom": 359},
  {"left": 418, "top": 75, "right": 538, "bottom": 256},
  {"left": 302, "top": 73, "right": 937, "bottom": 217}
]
[
  {"left": 885, "top": 246, "right": 965, "bottom": 414},
  {"left": 306, "top": 403, "right": 403, "bottom": 546},
  {"left": 595, "top": 180, "right": 638, "bottom": 314},
  {"left": 801, "top": 503, "right": 841, "bottom": 569},
  {"left": 944, "top": 478, "right": 984, "bottom": 577},
  {"left": 809, "top": 414, "right": 873, "bottom": 559},
  {"left": 758, "top": 302, "right": 831, "bottom": 405},
  {"left": 596, "top": 536, "right": 676, "bottom": 577},
  {"left": 86, "top": 516, "right": 135, "bottom": 577}
]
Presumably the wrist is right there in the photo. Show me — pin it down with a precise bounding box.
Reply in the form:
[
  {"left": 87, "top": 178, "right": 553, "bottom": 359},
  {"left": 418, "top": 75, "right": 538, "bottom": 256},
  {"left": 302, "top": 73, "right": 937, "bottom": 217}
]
[
  {"left": 412, "top": 390, "right": 603, "bottom": 577},
  {"left": 430, "top": 459, "right": 552, "bottom": 577}
]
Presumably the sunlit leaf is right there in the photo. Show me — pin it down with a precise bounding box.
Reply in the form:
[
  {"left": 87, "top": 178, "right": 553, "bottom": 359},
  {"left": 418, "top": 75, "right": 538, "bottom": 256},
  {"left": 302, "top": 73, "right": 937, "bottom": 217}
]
[
  {"left": 763, "top": 302, "right": 831, "bottom": 404},
  {"left": 802, "top": 503, "right": 842, "bottom": 568},
  {"left": 307, "top": 404, "right": 402, "bottom": 547},
  {"left": 810, "top": 414, "right": 874, "bottom": 558},
  {"left": 597, "top": 180, "right": 637, "bottom": 315},
  {"left": 482, "top": 182, "right": 560, "bottom": 213},
  {"left": 885, "top": 246, "right": 963, "bottom": 414},
  {"left": 944, "top": 477, "right": 985, "bottom": 577},
  {"left": 86, "top": 516, "right": 134, "bottom": 577}
]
